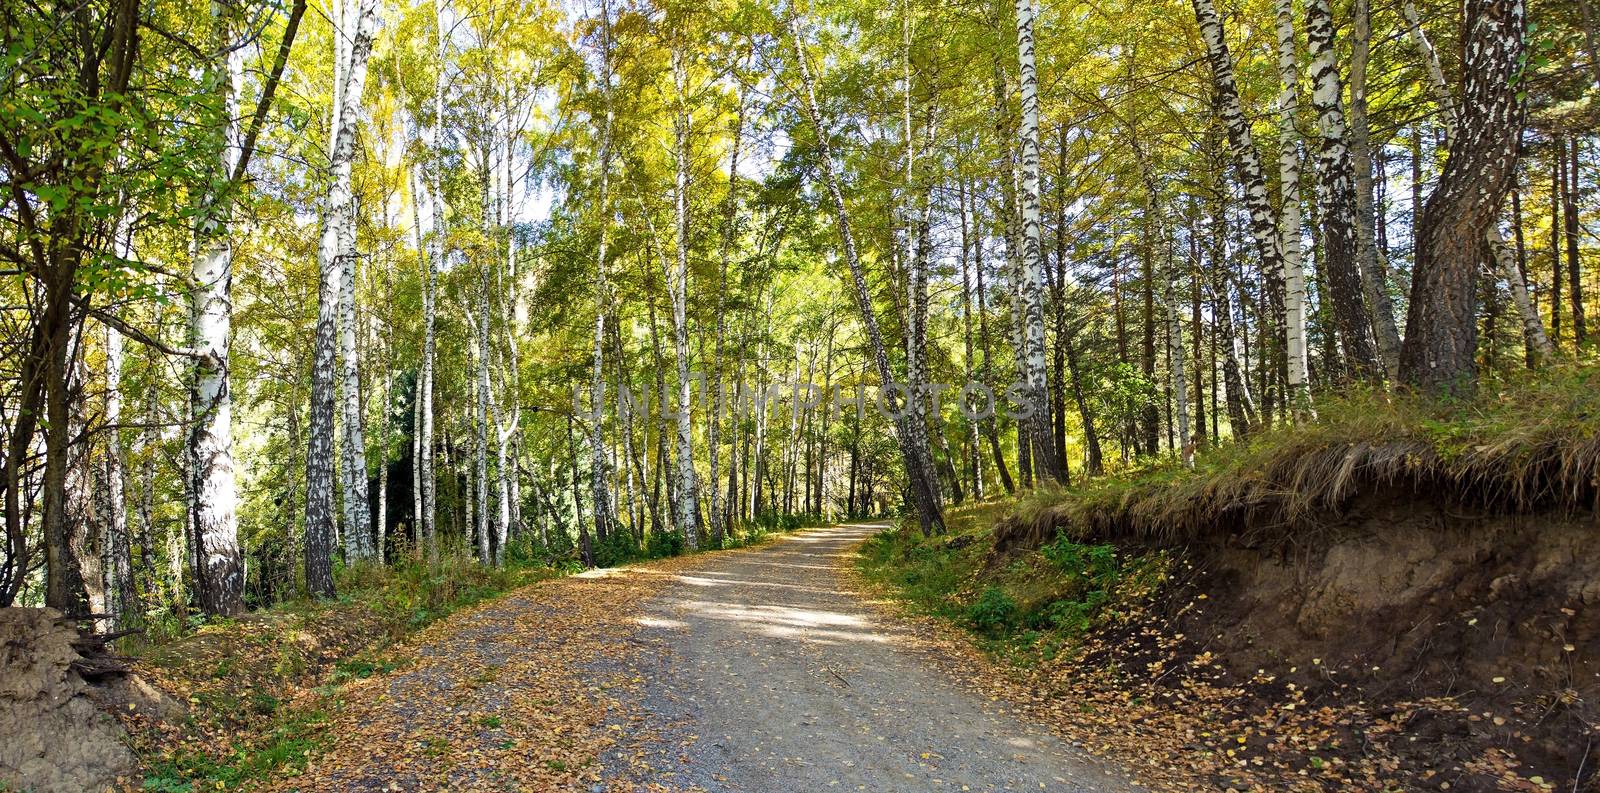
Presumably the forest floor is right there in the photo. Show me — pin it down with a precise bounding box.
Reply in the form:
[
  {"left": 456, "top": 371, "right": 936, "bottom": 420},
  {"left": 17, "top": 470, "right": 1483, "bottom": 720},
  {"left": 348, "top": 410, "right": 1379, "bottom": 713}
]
[{"left": 204, "top": 525, "right": 1139, "bottom": 792}]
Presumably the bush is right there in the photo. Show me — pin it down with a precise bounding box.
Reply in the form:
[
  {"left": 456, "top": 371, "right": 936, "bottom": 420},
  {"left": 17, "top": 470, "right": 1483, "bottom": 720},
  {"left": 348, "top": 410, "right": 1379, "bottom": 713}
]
[
  {"left": 593, "top": 530, "right": 640, "bottom": 567},
  {"left": 967, "top": 587, "right": 1019, "bottom": 636},
  {"left": 645, "top": 528, "right": 684, "bottom": 559}
]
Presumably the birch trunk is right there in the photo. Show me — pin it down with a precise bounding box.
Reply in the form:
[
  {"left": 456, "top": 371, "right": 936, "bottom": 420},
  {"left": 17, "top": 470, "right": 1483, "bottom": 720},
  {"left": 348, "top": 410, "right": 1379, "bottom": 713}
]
[
  {"left": 1191, "top": 0, "right": 1288, "bottom": 376},
  {"left": 1168, "top": 292, "right": 1192, "bottom": 469},
  {"left": 1348, "top": 0, "right": 1403, "bottom": 376},
  {"left": 102, "top": 320, "right": 135, "bottom": 627},
  {"left": 669, "top": 39, "right": 701, "bottom": 548},
  {"left": 708, "top": 85, "right": 746, "bottom": 546},
  {"left": 188, "top": 1, "right": 247, "bottom": 615},
  {"left": 790, "top": 17, "right": 944, "bottom": 534},
  {"left": 1306, "top": 0, "right": 1381, "bottom": 379},
  {"left": 1401, "top": 0, "right": 1549, "bottom": 362},
  {"left": 338, "top": 203, "right": 371, "bottom": 561},
  {"left": 1273, "top": 0, "right": 1311, "bottom": 406},
  {"left": 589, "top": 0, "right": 617, "bottom": 550},
  {"left": 306, "top": 0, "right": 376, "bottom": 597},
  {"left": 1399, "top": 0, "right": 1527, "bottom": 393}
]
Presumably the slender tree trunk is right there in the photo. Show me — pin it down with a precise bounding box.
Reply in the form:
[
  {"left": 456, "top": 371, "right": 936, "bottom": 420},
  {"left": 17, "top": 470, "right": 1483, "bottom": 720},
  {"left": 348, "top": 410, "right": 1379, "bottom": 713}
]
[
  {"left": 1566, "top": 139, "right": 1587, "bottom": 346},
  {"left": 957, "top": 176, "right": 986, "bottom": 499},
  {"left": 1273, "top": 0, "right": 1313, "bottom": 404},
  {"left": 306, "top": 0, "right": 376, "bottom": 597},
  {"left": 1306, "top": 0, "right": 1381, "bottom": 380},
  {"left": 102, "top": 321, "right": 136, "bottom": 626},
  {"left": 338, "top": 204, "right": 371, "bottom": 561},
  {"left": 1348, "top": 0, "right": 1403, "bottom": 376},
  {"left": 669, "top": 41, "right": 701, "bottom": 548},
  {"left": 588, "top": 0, "right": 616, "bottom": 550},
  {"left": 1192, "top": 0, "right": 1288, "bottom": 394},
  {"left": 1013, "top": 0, "right": 1062, "bottom": 482},
  {"left": 790, "top": 17, "right": 944, "bottom": 534}
]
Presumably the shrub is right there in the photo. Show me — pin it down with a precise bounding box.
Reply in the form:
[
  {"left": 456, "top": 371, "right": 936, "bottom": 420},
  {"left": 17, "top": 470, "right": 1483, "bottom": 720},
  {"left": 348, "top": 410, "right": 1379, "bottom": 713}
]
[
  {"left": 645, "top": 528, "right": 684, "bottom": 559},
  {"left": 967, "top": 587, "right": 1019, "bottom": 636}
]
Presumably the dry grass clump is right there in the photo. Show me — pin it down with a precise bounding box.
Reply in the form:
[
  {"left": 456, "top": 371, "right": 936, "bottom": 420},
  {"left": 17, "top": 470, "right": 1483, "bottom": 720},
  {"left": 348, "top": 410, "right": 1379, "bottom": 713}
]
[{"left": 995, "top": 365, "right": 1600, "bottom": 552}]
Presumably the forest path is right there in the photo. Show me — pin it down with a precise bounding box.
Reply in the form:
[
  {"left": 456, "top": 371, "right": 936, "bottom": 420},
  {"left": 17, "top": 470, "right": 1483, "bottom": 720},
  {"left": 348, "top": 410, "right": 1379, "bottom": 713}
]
[
  {"left": 266, "top": 525, "right": 1130, "bottom": 792},
  {"left": 600, "top": 523, "right": 1132, "bottom": 792}
]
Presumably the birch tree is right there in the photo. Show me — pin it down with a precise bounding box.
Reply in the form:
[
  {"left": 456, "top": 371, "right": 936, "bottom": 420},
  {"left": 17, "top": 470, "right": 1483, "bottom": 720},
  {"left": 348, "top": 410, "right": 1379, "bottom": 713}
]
[
  {"left": 306, "top": 0, "right": 378, "bottom": 597},
  {"left": 668, "top": 33, "right": 701, "bottom": 548},
  {"left": 788, "top": 15, "right": 945, "bottom": 535},
  {"left": 1401, "top": 0, "right": 1550, "bottom": 363},
  {"left": 1013, "top": 0, "right": 1063, "bottom": 482},
  {"left": 1306, "top": 0, "right": 1381, "bottom": 380},
  {"left": 1272, "top": 0, "right": 1310, "bottom": 407},
  {"left": 1399, "top": 0, "right": 1529, "bottom": 393}
]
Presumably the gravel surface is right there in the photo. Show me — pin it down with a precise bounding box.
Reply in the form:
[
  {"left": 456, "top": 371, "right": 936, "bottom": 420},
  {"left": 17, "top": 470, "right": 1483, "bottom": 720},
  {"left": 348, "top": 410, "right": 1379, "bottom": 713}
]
[{"left": 601, "top": 523, "right": 1133, "bottom": 792}]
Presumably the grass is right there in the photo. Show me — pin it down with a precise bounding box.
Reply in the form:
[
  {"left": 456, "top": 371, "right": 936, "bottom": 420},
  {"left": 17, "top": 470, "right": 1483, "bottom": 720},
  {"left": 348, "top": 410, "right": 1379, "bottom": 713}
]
[
  {"left": 996, "top": 364, "right": 1600, "bottom": 552},
  {"left": 863, "top": 366, "right": 1600, "bottom": 665},
  {"left": 857, "top": 501, "right": 1168, "bottom": 664}
]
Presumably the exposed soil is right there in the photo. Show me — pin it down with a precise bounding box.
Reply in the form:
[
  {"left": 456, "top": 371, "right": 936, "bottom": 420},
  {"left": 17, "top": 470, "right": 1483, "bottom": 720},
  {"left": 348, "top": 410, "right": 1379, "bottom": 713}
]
[
  {"left": 0, "top": 607, "right": 171, "bottom": 793},
  {"left": 1047, "top": 493, "right": 1599, "bottom": 791}
]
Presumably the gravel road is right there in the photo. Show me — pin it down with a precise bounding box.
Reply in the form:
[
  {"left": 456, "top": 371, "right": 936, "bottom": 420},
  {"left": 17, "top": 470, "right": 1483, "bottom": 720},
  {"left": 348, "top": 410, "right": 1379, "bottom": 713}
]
[{"left": 601, "top": 523, "right": 1133, "bottom": 792}]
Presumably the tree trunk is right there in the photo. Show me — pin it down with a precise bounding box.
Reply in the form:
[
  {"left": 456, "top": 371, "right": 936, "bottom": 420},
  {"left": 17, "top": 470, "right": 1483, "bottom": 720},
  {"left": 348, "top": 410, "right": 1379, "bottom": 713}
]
[
  {"left": 306, "top": 0, "right": 376, "bottom": 597},
  {"left": 189, "top": 1, "right": 247, "bottom": 615},
  {"left": 790, "top": 18, "right": 944, "bottom": 534},
  {"left": 669, "top": 42, "right": 702, "bottom": 548},
  {"left": 1348, "top": 0, "right": 1403, "bottom": 376},
  {"left": 1273, "top": 0, "right": 1313, "bottom": 405},
  {"left": 1013, "top": 0, "right": 1062, "bottom": 482},
  {"left": 1306, "top": 0, "right": 1381, "bottom": 380},
  {"left": 1192, "top": 0, "right": 1288, "bottom": 394},
  {"left": 1565, "top": 139, "right": 1587, "bottom": 347},
  {"left": 1399, "top": 0, "right": 1527, "bottom": 394}
]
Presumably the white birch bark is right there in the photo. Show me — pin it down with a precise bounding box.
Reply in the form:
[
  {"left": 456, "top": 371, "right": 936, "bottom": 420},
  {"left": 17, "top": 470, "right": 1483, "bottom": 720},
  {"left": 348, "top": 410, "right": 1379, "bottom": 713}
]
[
  {"left": 670, "top": 38, "right": 701, "bottom": 548},
  {"left": 1014, "top": 0, "right": 1061, "bottom": 482},
  {"left": 589, "top": 0, "right": 617, "bottom": 550},
  {"left": 1349, "top": 0, "right": 1403, "bottom": 376},
  {"left": 1273, "top": 0, "right": 1310, "bottom": 406},
  {"left": 708, "top": 83, "right": 746, "bottom": 545},
  {"left": 338, "top": 206, "right": 371, "bottom": 561},
  {"left": 189, "top": 2, "right": 246, "bottom": 614},
  {"left": 788, "top": 14, "right": 944, "bottom": 534},
  {"left": 1191, "top": 0, "right": 1289, "bottom": 337},
  {"left": 1402, "top": 0, "right": 1550, "bottom": 361},
  {"left": 1168, "top": 291, "right": 1192, "bottom": 469},
  {"left": 307, "top": 0, "right": 376, "bottom": 596}
]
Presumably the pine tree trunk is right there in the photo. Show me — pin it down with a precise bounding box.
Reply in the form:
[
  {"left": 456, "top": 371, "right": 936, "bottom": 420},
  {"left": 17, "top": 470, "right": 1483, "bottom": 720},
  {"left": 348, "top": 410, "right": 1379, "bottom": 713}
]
[{"left": 1399, "top": 0, "right": 1527, "bottom": 394}]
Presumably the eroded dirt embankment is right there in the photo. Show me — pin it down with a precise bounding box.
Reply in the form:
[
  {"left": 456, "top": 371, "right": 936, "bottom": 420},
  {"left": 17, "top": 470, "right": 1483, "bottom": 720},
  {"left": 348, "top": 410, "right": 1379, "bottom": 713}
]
[{"left": 1035, "top": 491, "right": 1600, "bottom": 790}]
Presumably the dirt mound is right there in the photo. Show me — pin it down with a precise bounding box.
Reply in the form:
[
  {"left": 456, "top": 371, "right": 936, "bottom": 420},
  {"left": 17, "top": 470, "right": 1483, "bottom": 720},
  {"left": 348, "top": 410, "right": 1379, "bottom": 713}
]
[{"left": 0, "top": 607, "right": 164, "bottom": 792}]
